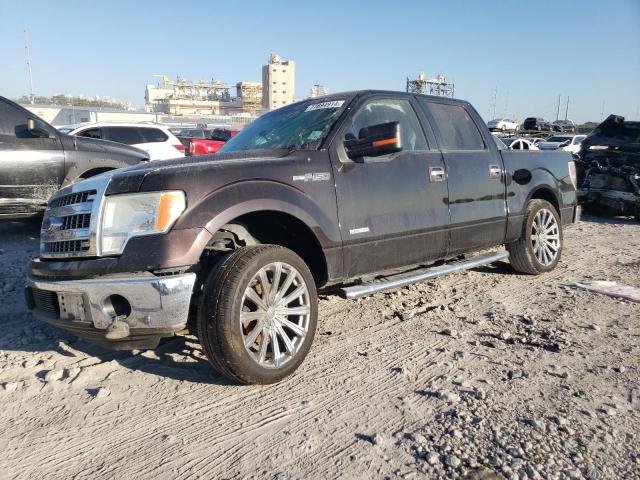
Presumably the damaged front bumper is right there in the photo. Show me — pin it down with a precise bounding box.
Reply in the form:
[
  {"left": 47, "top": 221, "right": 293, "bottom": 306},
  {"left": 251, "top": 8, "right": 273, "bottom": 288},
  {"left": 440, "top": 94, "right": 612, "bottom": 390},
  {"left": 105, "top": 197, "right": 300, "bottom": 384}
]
[{"left": 25, "top": 272, "right": 196, "bottom": 350}]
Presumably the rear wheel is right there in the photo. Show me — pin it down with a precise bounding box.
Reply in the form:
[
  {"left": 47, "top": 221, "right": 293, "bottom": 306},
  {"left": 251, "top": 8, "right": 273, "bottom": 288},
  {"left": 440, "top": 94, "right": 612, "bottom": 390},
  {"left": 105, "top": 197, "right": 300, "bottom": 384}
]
[
  {"left": 507, "top": 199, "right": 563, "bottom": 274},
  {"left": 197, "top": 245, "right": 318, "bottom": 384}
]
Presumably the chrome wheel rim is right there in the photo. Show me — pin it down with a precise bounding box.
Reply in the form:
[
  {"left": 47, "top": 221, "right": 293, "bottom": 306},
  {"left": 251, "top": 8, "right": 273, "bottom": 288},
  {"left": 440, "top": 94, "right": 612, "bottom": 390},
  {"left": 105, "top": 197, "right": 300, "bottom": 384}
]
[
  {"left": 531, "top": 208, "right": 560, "bottom": 266},
  {"left": 240, "top": 262, "right": 311, "bottom": 369}
]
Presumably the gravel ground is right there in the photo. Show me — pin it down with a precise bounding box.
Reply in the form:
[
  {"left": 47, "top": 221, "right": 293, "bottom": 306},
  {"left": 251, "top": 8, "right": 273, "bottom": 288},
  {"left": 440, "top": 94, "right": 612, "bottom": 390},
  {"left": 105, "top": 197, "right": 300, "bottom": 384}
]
[{"left": 0, "top": 215, "right": 638, "bottom": 479}]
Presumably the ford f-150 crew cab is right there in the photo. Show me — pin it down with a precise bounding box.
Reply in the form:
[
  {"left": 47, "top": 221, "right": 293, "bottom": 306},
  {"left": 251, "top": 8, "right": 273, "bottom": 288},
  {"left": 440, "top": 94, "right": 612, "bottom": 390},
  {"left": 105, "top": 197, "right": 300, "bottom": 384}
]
[
  {"left": 25, "top": 90, "right": 580, "bottom": 384},
  {"left": 0, "top": 97, "right": 149, "bottom": 219}
]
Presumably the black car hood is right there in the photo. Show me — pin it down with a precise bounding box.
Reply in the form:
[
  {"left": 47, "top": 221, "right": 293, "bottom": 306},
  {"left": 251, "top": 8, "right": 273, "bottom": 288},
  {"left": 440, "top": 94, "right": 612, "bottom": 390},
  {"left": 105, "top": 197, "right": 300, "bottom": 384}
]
[
  {"left": 105, "top": 149, "right": 293, "bottom": 195},
  {"left": 580, "top": 115, "right": 640, "bottom": 154},
  {"left": 62, "top": 134, "right": 148, "bottom": 159},
  {"left": 578, "top": 115, "right": 640, "bottom": 170}
]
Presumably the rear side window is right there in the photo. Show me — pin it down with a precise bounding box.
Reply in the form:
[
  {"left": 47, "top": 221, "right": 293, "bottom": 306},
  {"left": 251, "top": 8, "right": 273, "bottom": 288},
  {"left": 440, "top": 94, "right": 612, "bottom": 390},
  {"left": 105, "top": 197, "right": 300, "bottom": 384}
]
[
  {"left": 211, "top": 129, "right": 232, "bottom": 141},
  {"left": 139, "top": 127, "right": 168, "bottom": 143},
  {"left": 78, "top": 128, "right": 102, "bottom": 139},
  {"left": 103, "top": 127, "right": 145, "bottom": 145},
  {"left": 424, "top": 102, "right": 485, "bottom": 150}
]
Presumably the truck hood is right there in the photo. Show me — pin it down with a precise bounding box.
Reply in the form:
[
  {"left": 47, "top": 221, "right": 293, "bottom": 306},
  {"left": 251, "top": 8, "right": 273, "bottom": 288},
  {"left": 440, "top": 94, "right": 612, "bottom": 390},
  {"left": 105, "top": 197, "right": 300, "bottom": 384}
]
[
  {"left": 104, "top": 148, "right": 294, "bottom": 195},
  {"left": 61, "top": 134, "right": 149, "bottom": 159}
]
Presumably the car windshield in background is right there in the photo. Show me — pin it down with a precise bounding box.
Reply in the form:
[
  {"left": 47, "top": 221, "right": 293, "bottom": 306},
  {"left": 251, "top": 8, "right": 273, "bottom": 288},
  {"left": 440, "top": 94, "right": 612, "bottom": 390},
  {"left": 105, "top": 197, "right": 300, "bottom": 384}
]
[
  {"left": 547, "top": 136, "right": 571, "bottom": 142},
  {"left": 179, "top": 129, "right": 205, "bottom": 138},
  {"left": 219, "top": 99, "right": 348, "bottom": 153}
]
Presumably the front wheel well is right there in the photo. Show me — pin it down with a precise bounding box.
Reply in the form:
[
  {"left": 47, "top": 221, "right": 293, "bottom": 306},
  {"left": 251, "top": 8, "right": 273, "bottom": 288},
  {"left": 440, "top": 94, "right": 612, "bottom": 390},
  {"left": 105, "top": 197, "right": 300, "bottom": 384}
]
[
  {"left": 202, "top": 211, "right": 328, "bottom": 287},
  {"left": 77, "top": 167, "right": 114, "bottom": 180}
]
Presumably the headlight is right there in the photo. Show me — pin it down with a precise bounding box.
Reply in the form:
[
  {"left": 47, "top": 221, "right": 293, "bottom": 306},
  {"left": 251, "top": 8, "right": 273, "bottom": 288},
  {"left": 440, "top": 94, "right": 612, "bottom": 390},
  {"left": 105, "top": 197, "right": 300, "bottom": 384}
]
[{"left": 100, "top": 191, "right": 186, "bottom": 255}]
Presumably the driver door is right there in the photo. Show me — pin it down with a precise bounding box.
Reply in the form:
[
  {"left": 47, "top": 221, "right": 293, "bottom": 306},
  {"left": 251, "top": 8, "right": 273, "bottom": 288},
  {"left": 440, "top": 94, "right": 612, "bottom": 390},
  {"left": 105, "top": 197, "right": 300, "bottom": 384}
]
[
  {"left": 0, "top": 100, "right": 65, "bottom": 216},
  {"left": 329, "top": 95, "right": 450, "bottom": 278}
]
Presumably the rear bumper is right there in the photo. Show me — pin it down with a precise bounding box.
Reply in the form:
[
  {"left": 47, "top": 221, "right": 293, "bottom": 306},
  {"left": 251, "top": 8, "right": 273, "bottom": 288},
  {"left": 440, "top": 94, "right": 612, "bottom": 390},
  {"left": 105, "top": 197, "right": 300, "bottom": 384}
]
[{"left": 25, "top": 272, "right": 196, "bottom": 350}]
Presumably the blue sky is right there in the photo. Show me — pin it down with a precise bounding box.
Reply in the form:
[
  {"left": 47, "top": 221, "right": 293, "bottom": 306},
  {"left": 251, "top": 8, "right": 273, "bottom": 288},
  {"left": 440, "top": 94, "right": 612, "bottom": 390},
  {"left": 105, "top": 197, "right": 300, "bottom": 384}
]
[{"left": 1, "top": 0, "right": 638, "bottom": 123}]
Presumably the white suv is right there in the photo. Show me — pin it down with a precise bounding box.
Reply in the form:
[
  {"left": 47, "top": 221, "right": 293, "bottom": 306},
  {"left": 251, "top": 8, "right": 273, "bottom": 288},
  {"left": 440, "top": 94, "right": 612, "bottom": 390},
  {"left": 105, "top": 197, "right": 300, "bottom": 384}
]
[{"left": 68, "top": 123, "right": 185, "bottom": 160}]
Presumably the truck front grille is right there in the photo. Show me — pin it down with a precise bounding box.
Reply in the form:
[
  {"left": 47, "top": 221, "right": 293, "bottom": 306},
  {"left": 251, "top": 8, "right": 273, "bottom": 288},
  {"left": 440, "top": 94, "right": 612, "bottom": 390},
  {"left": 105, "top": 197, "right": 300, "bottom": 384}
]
[{"left": 40, "top": 180, "right": 107, "bottom": 259}]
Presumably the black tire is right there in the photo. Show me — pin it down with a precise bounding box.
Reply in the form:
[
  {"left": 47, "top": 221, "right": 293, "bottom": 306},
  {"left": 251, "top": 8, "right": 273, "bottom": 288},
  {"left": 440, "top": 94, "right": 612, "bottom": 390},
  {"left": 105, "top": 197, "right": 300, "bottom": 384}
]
[
  {"left": 197, "top": 245, "right": 318, "bottom": 384},
  {"left": 507, "top": 199, "right": 563, "bottom": 275}
]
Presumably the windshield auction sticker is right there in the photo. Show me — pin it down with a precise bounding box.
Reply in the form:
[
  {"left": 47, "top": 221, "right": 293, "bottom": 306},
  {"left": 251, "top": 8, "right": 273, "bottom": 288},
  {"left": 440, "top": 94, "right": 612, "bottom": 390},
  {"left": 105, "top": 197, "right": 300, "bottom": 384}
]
[{"left": 305, "top": 100, "right": 345, "bottom": 112}]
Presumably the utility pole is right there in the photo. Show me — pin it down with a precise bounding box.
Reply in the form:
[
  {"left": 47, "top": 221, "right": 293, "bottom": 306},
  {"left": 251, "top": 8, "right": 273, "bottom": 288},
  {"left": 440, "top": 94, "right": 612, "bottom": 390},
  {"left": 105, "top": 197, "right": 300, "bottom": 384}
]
[
  {"left": 564, "top": 96, "right": 570, "bottom": 121},
  {"left": 555, "top": 94, "right": 561, "bottom": 121},
  {"left": 503, "top": 90, "right": 509, "bottom": 118},
  {"left": 23, "top": 29, "right": 35, "bottom": 104},
  {"left": 489, "top": 87, "right": 497, "bottom": 119}
]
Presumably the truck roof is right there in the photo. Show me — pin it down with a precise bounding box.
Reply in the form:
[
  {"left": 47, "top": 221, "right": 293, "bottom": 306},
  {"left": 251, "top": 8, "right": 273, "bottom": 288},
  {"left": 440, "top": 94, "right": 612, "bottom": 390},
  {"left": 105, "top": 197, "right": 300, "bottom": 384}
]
[{"left": 304, "top": 90, "right": 470, "bottom": 107}]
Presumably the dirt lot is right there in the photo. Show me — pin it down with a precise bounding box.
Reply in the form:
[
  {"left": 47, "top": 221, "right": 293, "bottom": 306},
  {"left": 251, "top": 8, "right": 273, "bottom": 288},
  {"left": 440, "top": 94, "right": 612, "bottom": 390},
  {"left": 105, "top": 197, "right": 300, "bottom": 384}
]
[{"left": 0, "top": 216, "right": 638, "bottom": 479}]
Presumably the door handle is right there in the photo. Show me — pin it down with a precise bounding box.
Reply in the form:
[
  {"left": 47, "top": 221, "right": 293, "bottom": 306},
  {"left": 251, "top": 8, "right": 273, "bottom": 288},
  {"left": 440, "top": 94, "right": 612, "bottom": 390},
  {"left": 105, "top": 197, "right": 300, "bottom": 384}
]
[
  {"left": 429, "top": 166, "right": 445, "bottom": 183},
  {"left": 489, "top": 164, "right": 502, "bottom": 179}
]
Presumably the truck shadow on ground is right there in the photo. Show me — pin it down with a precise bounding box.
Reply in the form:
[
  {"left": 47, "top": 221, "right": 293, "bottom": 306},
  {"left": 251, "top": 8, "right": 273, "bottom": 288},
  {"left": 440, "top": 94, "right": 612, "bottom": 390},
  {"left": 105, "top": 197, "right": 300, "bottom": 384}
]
[
  {"left": 3, "top": 325, "right": 237, "bottom": 386},
  {"left": 71, "top": 335, "right": 239, "bottom": 386}
]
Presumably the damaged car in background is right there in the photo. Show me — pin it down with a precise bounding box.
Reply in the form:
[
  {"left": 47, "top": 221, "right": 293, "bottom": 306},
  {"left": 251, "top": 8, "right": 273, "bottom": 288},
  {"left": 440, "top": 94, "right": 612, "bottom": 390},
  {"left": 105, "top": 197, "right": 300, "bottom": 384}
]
[{"left": 575, "top": 114, "right": 640, "bottom": 220}]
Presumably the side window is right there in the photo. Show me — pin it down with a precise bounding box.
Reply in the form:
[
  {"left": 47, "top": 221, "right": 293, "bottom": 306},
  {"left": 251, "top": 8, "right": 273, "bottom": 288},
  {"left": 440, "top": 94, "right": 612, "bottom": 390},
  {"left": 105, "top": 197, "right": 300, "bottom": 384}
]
[
  {"left": 211, "top": 129, "right": 231, "bottom": 141},
  {"left": 347, "top": 98, "right": 428, "bottom": 151},
  {"left": 0, "top": 101, "right": 32, "bottom": 138},
  {"left": 78, "top": 128, "right": 102, "bottom": 139},
  {"left": 103, "top": 127, "right": 144, "bottom": 145},
  {"left": 522, "top": 141, "right": 529, "bottom": 150},
  {"left": 424, "top": 102, "right": 485, "bottom": 150},
  {"left": 139, "top": 127, "right": 168, "bottom": 143}
]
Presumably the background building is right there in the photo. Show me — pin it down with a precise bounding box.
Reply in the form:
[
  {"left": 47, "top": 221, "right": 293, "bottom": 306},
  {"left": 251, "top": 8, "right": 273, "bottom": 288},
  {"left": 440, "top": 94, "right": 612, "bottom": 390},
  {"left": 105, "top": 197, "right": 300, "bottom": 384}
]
[
  {"left": 145, "top": 75, "right": 245, "bottom": 115},
  {"left": 309, "top": 83, "right": 328, "bottom": 98},
  {"left": 262, "top": 53, "right": 295, "bottom": 111},
  {"left": 236, "top": 81, "right": 263, "bottom": 116}
]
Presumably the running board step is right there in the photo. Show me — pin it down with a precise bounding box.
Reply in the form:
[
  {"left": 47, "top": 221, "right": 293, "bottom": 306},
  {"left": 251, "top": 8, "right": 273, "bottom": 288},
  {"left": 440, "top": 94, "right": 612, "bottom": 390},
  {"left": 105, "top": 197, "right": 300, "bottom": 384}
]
[{"left": 339, "top": 251, "right": 510, "bottom": 299}]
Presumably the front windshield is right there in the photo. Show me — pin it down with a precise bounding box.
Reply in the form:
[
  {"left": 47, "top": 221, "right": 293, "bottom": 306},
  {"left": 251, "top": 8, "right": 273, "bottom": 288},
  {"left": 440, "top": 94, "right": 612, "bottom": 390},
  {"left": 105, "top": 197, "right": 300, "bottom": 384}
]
[
  {"left": 547, "top": 136, "right": 571, "bottom": 142},
  {"left": 219, "top": 99, "right": 348, "bottom": 153}
]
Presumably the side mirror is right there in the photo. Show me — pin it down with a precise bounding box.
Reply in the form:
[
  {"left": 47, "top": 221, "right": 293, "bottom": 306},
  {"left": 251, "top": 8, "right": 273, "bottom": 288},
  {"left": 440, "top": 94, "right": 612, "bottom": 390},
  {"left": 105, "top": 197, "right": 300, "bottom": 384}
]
[
  {"left": 27, "top": 118, "right": 51, "bottom": 138},
  {"left": 344, "top": 121, "right": 402, "bottom": 160}
]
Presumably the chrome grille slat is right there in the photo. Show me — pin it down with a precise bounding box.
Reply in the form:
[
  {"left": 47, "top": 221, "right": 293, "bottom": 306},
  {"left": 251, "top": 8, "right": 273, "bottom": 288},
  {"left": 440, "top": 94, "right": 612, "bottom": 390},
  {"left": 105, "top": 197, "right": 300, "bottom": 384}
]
[
  {"left": 46, "top": 203, "right": 94, "bottom": 218},
  {"left": 41, "top": 228, "right": 90, "bottom": 243}
]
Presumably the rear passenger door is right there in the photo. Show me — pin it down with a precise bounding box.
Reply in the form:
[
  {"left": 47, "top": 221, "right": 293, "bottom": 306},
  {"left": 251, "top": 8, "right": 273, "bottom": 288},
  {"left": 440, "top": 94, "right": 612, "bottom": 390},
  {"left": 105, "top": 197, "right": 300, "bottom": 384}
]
[
  {"left": 0, "top": 100, "right": 65, "bottom": 216},
  {"left": 329, "top": 95, "right": 450, "bottom": 277},
  {"left": 419, "top": 100, "right": 507, "bottom": 255}
]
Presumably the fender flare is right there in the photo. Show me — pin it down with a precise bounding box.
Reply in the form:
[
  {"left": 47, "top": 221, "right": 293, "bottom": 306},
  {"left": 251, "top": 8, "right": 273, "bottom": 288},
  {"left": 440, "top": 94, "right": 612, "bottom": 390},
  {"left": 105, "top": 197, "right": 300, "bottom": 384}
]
[{"left": 176, "top": 180, "right": 342, "bottom": 276}]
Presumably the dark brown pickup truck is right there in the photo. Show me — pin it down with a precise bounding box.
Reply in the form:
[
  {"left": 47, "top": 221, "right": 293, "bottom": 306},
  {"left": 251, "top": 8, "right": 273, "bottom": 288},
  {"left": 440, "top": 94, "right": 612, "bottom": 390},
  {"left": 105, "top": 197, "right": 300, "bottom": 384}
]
[{"left": 25, "top": 90, "right": 580, "bottom": 384}]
